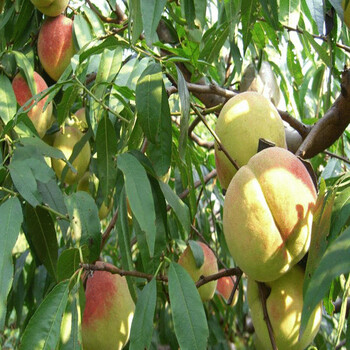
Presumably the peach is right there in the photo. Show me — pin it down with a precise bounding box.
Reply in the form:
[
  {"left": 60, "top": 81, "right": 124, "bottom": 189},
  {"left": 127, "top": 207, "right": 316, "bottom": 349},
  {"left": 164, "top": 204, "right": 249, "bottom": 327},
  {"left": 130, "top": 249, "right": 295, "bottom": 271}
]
[
  {"left": 37, "top": 15, "right": 75, "bottom": 81},
  {"left": 178, "top": 241, "right": 218, "bottom": 301},
  {"left": 216, "top": 269, "right": 238, "bottom": 306},
  {"left": 223, "top": 147, "right": 316, "bottom": 282},
  {"left": 247, "top": 265, "right": 322, "bottom": 350},
  {"left": 12, "top": 71, "right": 53, "bottom": 138},
  {"left": 52, "top": 126, "right": 90, "bottom": 184},
  {"left": 31, "top": 0, "right": 69, "bottom": 17},
  {"left": 82, "top": 270, "right": 135, "bottom": 350},
  {"left": 214, "top": 91, "right": 287, "bottom": 190}
]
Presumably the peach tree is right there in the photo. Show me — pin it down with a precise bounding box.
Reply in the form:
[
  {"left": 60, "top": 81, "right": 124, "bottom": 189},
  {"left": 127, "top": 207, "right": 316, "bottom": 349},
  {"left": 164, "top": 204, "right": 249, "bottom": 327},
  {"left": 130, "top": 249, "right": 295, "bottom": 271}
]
[{"left": 1, "top": 0, "right": 350, "bottom": 349}]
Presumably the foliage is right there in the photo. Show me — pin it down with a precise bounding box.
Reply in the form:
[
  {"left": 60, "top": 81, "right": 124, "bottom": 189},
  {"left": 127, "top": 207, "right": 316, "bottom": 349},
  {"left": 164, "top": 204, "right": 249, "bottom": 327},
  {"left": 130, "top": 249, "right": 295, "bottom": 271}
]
[{"left": 0, "top": 0, "right": 350, "bottom": 349}]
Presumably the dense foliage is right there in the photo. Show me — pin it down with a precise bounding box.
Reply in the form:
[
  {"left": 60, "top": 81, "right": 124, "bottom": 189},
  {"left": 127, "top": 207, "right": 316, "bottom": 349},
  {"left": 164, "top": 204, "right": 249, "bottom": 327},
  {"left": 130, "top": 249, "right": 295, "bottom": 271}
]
[{"left": 1, "top": 0, "right": 350, "bottom": 349}]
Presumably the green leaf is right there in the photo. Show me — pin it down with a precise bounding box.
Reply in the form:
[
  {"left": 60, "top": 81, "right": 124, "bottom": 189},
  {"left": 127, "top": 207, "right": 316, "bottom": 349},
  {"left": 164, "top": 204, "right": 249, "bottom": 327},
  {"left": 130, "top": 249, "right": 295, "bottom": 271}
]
[
  {"left": 19, "top": 280, "right": 70, "bottom": 350},
  {"left": 287, "top": 41, "right": 304, "bottom": 87},
  {"left": 331, "top": 185, "right": 350, "bottom": 237},
  {"left": 199, "top": 22, "right": 229, "bottom": 63},
  {"left": 65, "top": 192, "right": 101, "bottom": 263},
  {"left": 305, "top": 0, "right": 324, "bottom": 34},
  {"left": 176, "top": 67, "right": 190, "bottom": 160},
  {"left": 59, "top": 286, "right": 83, "bottom": 350},
  {"left": 168, "top": 262, "right": 209, "bottom": 350},
  {"left": 304, "top": 181, "right": 334, "bottom": 292},
  {"left": 141, "top": 0, "right": 167, "bottom": 46},
  {"left": 37, "top": 179, "right": 70, "bottom": 237},
  {"left": 241, "top": 0, "right": 259, "bottom": 52},
  {"left": 57, "top": 249, "right": 81, "bottom": 282},
  {"left": 303, "top": 32, "right": 330, "bottom": 66},
  {"left": 135, "top": 63, "right": 172, "bottom": 175},
  {"left": 188, "top": 240, "right": 204, "bottom": 269},
  {"left": 25, "top": 204, "right": 58, "bottom": 281},
  {"left": 129, "top": 278, "right": 157, "bottom": 350},
  {"left": 135, "top": 62, "right": 170, "bottom": 143},
  {"left": 73, "top": 14, "right": 92, "bottom": 49},
  {"left": 260, "top": 0, "right": 280, "bottom": 29},
  {"left": 117, "top": 153, "right": 156, "bottom": 257},
  {"left": 12, "top": 51, "right": 36, "bottom": 95},
  {"left": 57, "top": 85, "right": 79, "bottom": 126},
  {"left": 130, "top": 0, "right": 143, "bottom": 44},
  {"left": 158, "top": 181, "right": 191, "bottom": 235},
  {"left": 0, "top": 74, "right": 16, "bottom": 124},
  {"left": 301, "top": 226, "right": 350, "bottom": 336},
  {"left": 96, "top": 115, "right": 118, "bottom": 203},
  {"left": 0, "top": 197, "right": 23, "bottom": 329},
  {"left": 181, "top": 0, "right": 196, "bottom": 29}
]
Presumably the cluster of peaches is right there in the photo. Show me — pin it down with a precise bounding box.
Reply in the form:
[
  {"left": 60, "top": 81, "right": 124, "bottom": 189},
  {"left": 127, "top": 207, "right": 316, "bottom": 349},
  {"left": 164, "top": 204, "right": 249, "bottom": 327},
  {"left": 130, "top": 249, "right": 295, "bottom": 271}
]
[{"left": 213, "top": 91, "right": 322, "bottom": 349}]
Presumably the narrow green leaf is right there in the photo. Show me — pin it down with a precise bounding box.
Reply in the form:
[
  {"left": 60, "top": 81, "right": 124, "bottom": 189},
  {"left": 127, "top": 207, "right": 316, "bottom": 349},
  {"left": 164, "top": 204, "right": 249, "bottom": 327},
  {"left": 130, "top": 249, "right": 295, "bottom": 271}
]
[
  {"left": 305, "top": 0, "right": 324, "bottom": 34},
  {"left": 130, "top": 0, "right": 143, "bottom": 44},
  {"left": 287, "top": 41, "right": 304, "bottom": 87},
  {"left": 82, "top": 4, "right": 105, "bottom": 36},
  {"left": 141, "top": 0, "right": 167, "bottom": 45},
  {"left": 37, "top": 179, "right": 70, "bottom": 237},
  {"left": 158, "top": 181, "right": 191, "bottom": 235},
  {"left": 241, "top": 0, "right": 259, "bottom": 52},
  {"left": 73, "top": 14, "right": 92, "bottom": 49},
  {"left": 65, "top": 192, "right": 101, "bottom": 263},
  {"left": 129, "top": 278, "right": 157, "bottom": 350},
  {"left": 19, "top": 280, "right": 70, "bottom": 350},
  {"left": 303, "top": 31, "right": 330, "bottom": 66},
  {"left": 168, "top": 263, "right": 209, "bottom": 350},
  {"left": 260, "top": 0, "right": 280, "bottom": 29},
  {"left": 188, "top": 240, "right": 204, "bottom": 269},
  {"left": 0, "top": 197, "right": 23, "bottom": 329},
  {"left": 135, "top": 62, "right": 170, "bottom": 143},
  {"left": 0, "top": 74, "right": 16, "bottom": 123},
  {"left": 96, "top": 115, "right": 118, "bottom": 203},
  {"left": 177, "top": 67, "right": 190, "bottom": 160},
  {"left": 25, "top": 204, "right": 58, "bottom": 281},
  {"left": 57, "top": 249, "right": 81, "bottom": 282},
  {"left": 301, "top": 227, "right": 350, "bottom": 336},
  {"left": 12, "top": 51, "right": 36, "bottom": 95},
  {"left": 117, "top": 153, "right": 156, "bottom": 257},
  {"left": 181, "top": 0, "right": 196, "bottom": 29},
  {"left": 57, "top": 85, "right": 79, "bottom": 126}
]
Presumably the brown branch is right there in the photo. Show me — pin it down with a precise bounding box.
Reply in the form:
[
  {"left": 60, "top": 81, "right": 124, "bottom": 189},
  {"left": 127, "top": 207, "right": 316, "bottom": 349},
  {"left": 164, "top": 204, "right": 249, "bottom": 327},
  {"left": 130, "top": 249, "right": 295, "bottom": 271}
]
[
  {"left": 278, "top": 110, "right": 311, "bottom": 138},
  {"left": 258, "top": 282, "right": 278, "bottom": 350},
  {"left": 196, "top": 267, "right": 242, "bottom": 288},
  {"left": 81, "top": 261, "right": 168, "bottom": 282},
  {"left": 324, "top": 150, "right": 350, "bottom": 165},
  {"left": 101, "top": 207, "right": 119, "bottom": 250},
  {"left": 86, "top": 0, "right": 120, "bottom": 23},
  {"left": 296, "top": 69, "right": 350, "bottom": 159}
]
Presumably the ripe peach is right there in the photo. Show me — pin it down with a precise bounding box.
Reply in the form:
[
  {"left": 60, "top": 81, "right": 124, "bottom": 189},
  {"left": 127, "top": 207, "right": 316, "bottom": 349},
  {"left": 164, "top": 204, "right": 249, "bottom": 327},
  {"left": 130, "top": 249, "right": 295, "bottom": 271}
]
[
  {"left": 216, "top": 269, "right": 238, "bottom": 306},
  {"left": 223, "top": 147, "right": 316, "bottom": 282},
  {"left": 52, "top": 126, "right": 90, "bottom": 184},
  {"left": 31, "top": 0, "right": 69, "bottom": 17},
  {"left": 12, "top": 71, "right": 53, "bottom": 138},
  {"left": 247, "top": 265, "right": 322, "bottom": 350},
  {"left": 82, "top": 270, "right": 135, "bottom": 350},
  {"left": 214, "top": 91, "right": 287, "bottom": 190},
  {"left": 37, "top": 15, "right": 75, "bottom": 81},
  {"left": 178, "top": 241, "right": 218, "bottom": 301}
]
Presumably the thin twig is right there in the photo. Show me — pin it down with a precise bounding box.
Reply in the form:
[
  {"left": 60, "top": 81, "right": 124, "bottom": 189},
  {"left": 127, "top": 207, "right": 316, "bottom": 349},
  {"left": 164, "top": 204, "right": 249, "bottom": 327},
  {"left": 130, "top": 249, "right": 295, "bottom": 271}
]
[
  {"left": 258, "top": 282, "right": 278, "bottom": 350},
  {"left": 196, "top": 267, "right": 242, "bottom": 288}
]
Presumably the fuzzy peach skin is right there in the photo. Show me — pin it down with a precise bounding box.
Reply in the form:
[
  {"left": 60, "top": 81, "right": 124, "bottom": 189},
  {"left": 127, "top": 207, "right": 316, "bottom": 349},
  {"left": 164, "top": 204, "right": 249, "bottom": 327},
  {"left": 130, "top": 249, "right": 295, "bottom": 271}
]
[
  {"left": 247, "top": 265, "right": 322, "bottom": 350},
  {"left": 82, "top": 270, "right": 135, "bottom": 350},
  {"left": 37, "top": 15, "right": 75, "bottom": 81},
  {"left": 12, "top": 71, "right": 53, "bottom": 138},
  {"left": 223, "top": 147, "right": 316, "bottom": 282},
  {"left": 178, "top": 241, "right": 218, "bottom": 301},
  {"left": 51, "top": 126, "right": 90, "bottom": 184},
  {"left": 214, "top": 91, "right": 287, "bottom": 190},
  {"left": 31, "top": 0, "right": 69, "bottom": 17},
  {"left": 216, "top": 269, "right": 238, "bottom": 306}
]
